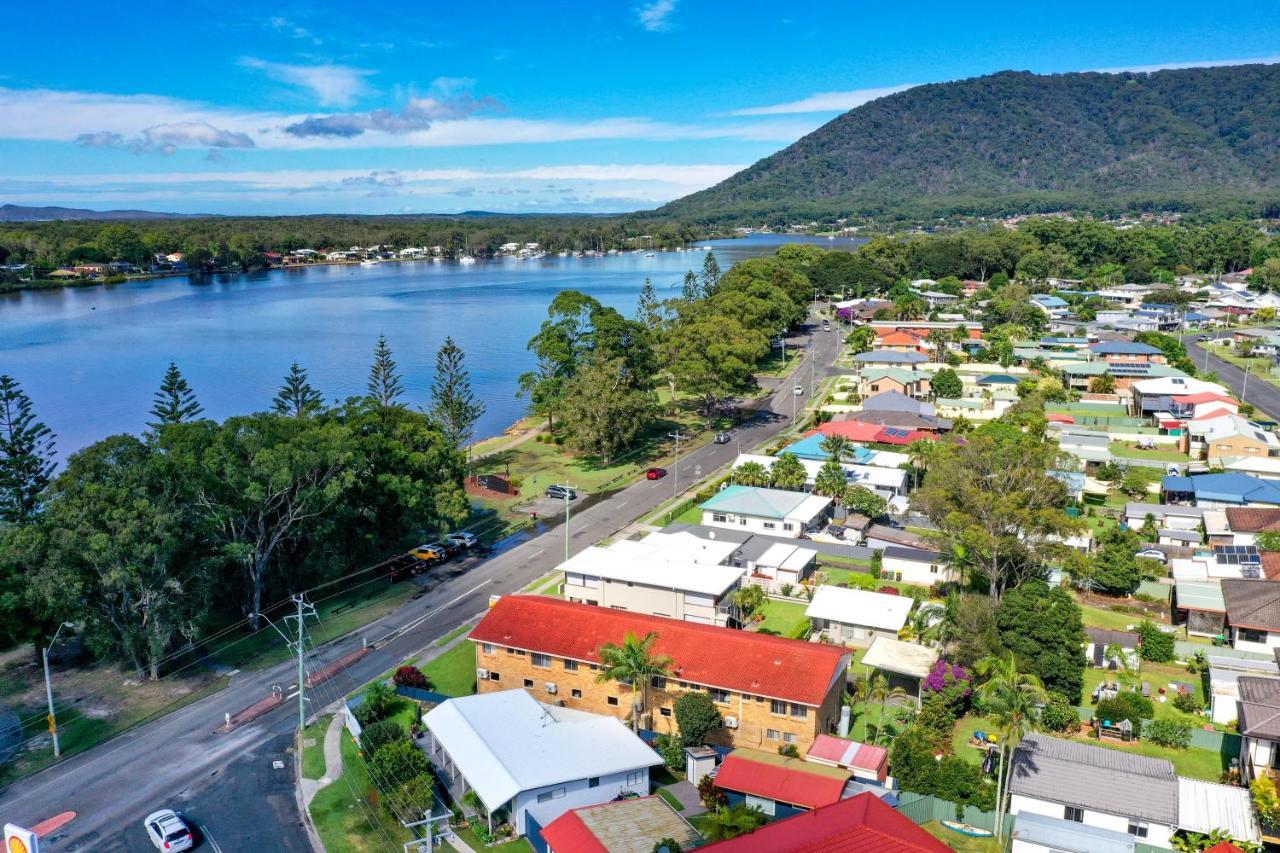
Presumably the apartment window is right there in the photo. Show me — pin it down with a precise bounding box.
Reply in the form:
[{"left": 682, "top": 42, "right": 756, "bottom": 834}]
[
  {"left": 659, "top": 707, "right": 672, "bottom": 717},
  {"left": 536, "top": 787, "right": 566, "bottom": 803},
  {"left": 571, "top": 688, "right": 582, "bottom": 699},
  {"left": 739, "top": 518, "right": 747, "bottom": 526},
  {"left": 651, "top": 676, "right": 667, "bottom": 690},
  {"left": 488, "top": 671, "right": 501, "bottom": 682},
  {"left": 1240, "top": 628, "right": 1269, "bottom": 644},
  {"left": 531, "top": 653, "right": 551, "bottom": 669},
  {"left": 608, "top": 696, "right": 619, "bottom": 706},
  {"left": 523, "top": 678, "right": 534, "bottom": 689},
  {"left": 790, "top": 703, "right": 808, "bottom": 720},
  {"left": 626, "top": 770, "right": 645, "bottom": 786},
  {"left": 712, "top": 513, "right": 727, "bottom": 523},
  {"left": 782, "top": 732, "right": 797, "bottom": 744},
  {"left": 1127, "top": 821, "right": 1149, "bottom": 838},
  {"left": 481, "top": 643, "right": 494, "bottom": 654},
  {"left": 564, "top": 659, "right": 579, "bottom": 671},
  {"left": 765, "top": 729, "right": 779, "bottom": 741},
  {"left": 870, "top": 384, "right": 880, "bottom": 392},
  {"left": 709, "top": 688, "right": 731, "bottom": 704},
  {"left": 770, "top": 699, "right": 787, "bottom": 716},
  {"left": 588, "top": 777, "right": 600, "bottom": 788},
  {"left": 1064, "top": 806, "right": 1084, "bottom": 823}
]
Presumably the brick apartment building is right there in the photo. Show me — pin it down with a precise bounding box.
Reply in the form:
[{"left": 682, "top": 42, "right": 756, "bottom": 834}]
[{"left": 469, "top": 596, "right": 851, "bottom": 752}]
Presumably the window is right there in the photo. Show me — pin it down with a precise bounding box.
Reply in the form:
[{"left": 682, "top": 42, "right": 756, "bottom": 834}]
[
  {"left": 790, "top": 703, "right": 808, "bottom": 720},
  {"left": 709, "top": 688, "right": 730, "bottom": 704},
  {"left": 782, "top": 732, "right": 797, "bottom": 744},
  {"left": 488, "top": 671, "right": 501, "bottom": 682},
  {"left": 588, "top": 777, "right": 600, "bottom": 789},
  {"left": 536, "top": 787, "right": 566, "bottom": 803},
  {"left": 481, "top": 643, "right": 494, "bottom": 654},
  {"left": 659, "top": 707, "right": 672, "bottom": 717},
  {"left": 763, "top": 522, "right": 776, "bottom": 530},
  {"left": 608, "top": 696, "right": 619, "bottom": 706},
  {"left": 564, "top": 659, "right": 579, "bottom": 671},
  {"left": 765, "top": 729, "right": 779, "bottom": 740},
  {"left": 523, "top": 678, "right": 534, "bottom": 689},
  {"left": 745, "top": 794, "right": 777, "bottom": 816},
  {"left": 870, "top": 384, "right": 880, "bottom": 392},
  {"left": 1064, "top": 806, "right": 1084, "bottom": 823},
  {"left": 770, "top": 699, "right": 787, "bottom": 716},
  {"left": 930, "top": 565, "right": 939, "bottom": 574},
  {"left": 571, "top": 688, "right": 582, "bottom": 699},
  {"left": 531, "top": 653, "right": 551, "bottom": 669},
  {"left": 626, "top": 770, "right": 645, "bottom": 786},
  {"left": 712, "top": 513, "right": 727, "bottom": 523},
  {"left": 739, "top": 518, "right": 747, "bottom": 526},
  {"left": 1240, "top": 628, "right": 1269, "bottom": 644},
  {"left": 651, "top": 676, "right": 667, "bottom": 690},
  {"left": 783, "top": 523, "right": 794, "bottom": 531},
  {"left": 1126, "top": 821, "right": 1149, "bottom": 838}
]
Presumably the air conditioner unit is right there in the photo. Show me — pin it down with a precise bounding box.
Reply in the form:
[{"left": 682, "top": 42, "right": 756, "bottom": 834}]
[
  {"left": 723, "top": 716, "right": 739, "bottom": 729},
  {"left": 476, "top": 668, "right": 489, "bottom": 679},
  {"left": 545, "top": 682, "right": 558, "bottom": 694}
]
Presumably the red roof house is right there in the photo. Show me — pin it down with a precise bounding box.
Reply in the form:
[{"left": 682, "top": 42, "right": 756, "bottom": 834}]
[
  {"left": 805, "top": 734, "right": 889, "bottom": 782},
  {"left": 703, "top": 792, "right": 950, "bottom": 852},
  {"left": 808, "top": 422, "right": 886, "bottom": 443},
  {"left": 714, "top": 749, "right": 851, "bottom": 810},
  {"left": 539, "top": 796, "right": 699, "bottom": 853}
]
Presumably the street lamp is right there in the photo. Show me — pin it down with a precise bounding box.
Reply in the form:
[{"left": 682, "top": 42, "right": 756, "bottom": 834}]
[
  {"left": 668, "top": 432, "right": 684, "bottom": 498},
  {"left": 43, "top": 621, "right": 75, "bottom": 758}
]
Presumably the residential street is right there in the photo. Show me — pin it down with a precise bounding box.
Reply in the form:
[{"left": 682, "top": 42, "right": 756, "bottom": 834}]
[
  {"left": 1185, "top": 338, "right": 1280, "bottom": 420},
  {"left": 0, "top": 314, "right": 842, "bottom": 851}
]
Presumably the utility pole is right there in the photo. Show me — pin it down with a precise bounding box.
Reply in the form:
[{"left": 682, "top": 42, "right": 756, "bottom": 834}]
[
  {"left": 668, "top": 431, "right": 684, "bottom": 498},
  {"left": 42, "top": 621, "right": 74, "bottom": 758},
  {"left": 1244, "top": 361, "right": 1252, "bottom": 402},
  {"left": 255, "top": 594, "right": 318, "bottom": 732},
  {"left": 553, "top": 484, "right": 575, "bottom": 563}
]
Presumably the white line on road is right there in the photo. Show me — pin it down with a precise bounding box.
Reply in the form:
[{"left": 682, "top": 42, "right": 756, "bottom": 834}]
[
  {"left": 371, "top": 579, "right": 494, "bottom": 647},
  {"left": 201, "top": 823, "right": 225, "bottom": 853},
  {"left": 616, "top": 499, "right": 628, "bottom": 507},
  {"left": 530, "top": 548, "right": 544, "bottom": 558}
]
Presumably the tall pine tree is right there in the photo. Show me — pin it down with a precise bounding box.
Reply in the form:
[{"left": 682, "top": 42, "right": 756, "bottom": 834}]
[
  {"left": 0, "top": 374, "right": 57, "bottom": 524},
  {"left": 272, "top": 362, "right": 324, "bottom": 417},
  {"left": 635, "top": 278, "right": 660, "bottom": 329},
  {"left": 681, "top": 270, "right": 700, "bottom": 301},
  {"left": 700, "top": 251, "right": 722, "bottom": 296},
  {"left": 367, "top": 334, "right": 405, "bottom": 407},
  {"left": 149, "top": 362, "right": 203, "bottom": 428},
  {"left": 430, "top": 337, "right": 485, "bottom": 453}
]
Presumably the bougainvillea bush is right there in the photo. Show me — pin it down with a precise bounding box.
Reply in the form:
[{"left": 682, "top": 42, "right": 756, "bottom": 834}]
[{"left": 922, "top": 660, "right": 973, "bottom": 712}]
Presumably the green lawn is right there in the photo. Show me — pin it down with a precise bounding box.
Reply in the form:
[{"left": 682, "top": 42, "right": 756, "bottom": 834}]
[
  {"left": 1109, "top": 443, "right": 1188, "bottom": 463},
  {"left": 844, "top": 700, "right": 911, "bottom": 744},
  {"left": 423, "top": 641, "right": 478, "bottom": 697},
  {"left": 1078, "top": 602, "right": 1159, "bottom": 632},
  {"left": 756, "top": 599, "right": 810, "bottom": 637},
  {"left": 920, "top": 821, "right": 1003, "bottom": 852},
  {"left": 755, "top": 348, "right": 803, "bottom": 378},
  {"left": 309, "top": 731, "right": 412, "bottom": 851},
  {"left": 657, "top": 787, "right": 684, "bottom": 812},
  {"left": 1085, "top": 733, "right": 1229, "bottom": 781},
  {"left": 687, "top": 813, "right": 717, "bottom": 839},
  {"left": 666, "top": 504, "right": 704, "bottom": 525},
  {"left": 951, "top": 716, "right": 1001, "bottom": 766},
  {"left": 301, "top": 716, "right": 330, "bottom": 779},
  {"left": 1082, "top": 663, "right": 1207, "bottom": 725},
  {"left": 436, "top": 624, "right": 471, "bottom": 646},
  {"left": 453, "top": 826, "right": 533, "bottom": 851}
]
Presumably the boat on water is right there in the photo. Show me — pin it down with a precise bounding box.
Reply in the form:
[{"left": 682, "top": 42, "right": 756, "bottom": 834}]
[
  {"left": 359, "top": 259, "right": 379, "bottom": 267},
  {"left": 644, "top": 252, "right": 656, "bottom": 258},
  {"left": 940, "top": 821, "right": 993, "bottom": 838},
  {"left": 458, "top": 255, "right": 477, "bottom": 265},
  {"left": 701, "top": 245, "right": 713, "bottom": 250}
]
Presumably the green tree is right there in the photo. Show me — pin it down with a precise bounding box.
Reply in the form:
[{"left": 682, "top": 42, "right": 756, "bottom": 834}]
[
  {"left": 429, "top": 337, "right": 485, "bottom": 455},
  {"left": 272, "top": 362, "right": 324, "bottom": 418},
  {"left": 813, "top": 460, "right": 847, "bottom": 500},
  {"left": 843, "top": 485, "right": 887, "bottom": 519},
  {"left": 1091, "top": 528, "right": 1144, "bottom": 595},
  {"left": 367, "top": 335, "right": 405, "bottom": 407},
  {"left": 1136, "top": 620, "right": 1175, "bottom": 662},
  {"left": 674, "top": 690, "right": 722, "bottom": 747},
  {"left": 976, "top": 652, "right": 1047, "bottom": 844},
  {"left": 670, "top": 315, "right": 768, "bottom": 421},
  {"left": 369, "top": 739, "right": 431, "bottom": 795},
  {"left": 1249, "top": 257, "right": 1280, "bottom": 293},
  {"left": 819, "top": 433, "right": 850, "bottom": 462},
  {"left": 845, "top": 326, "right": 876, "bottom": 354},
  {"left": 559, "top": 355, "right": 655, "bottom": 462},
  {"left": 383, "top": 772, "right": 436, "bottom": 824},
  {"left": 931, "top": 368, "right": 962, "bottom": 400},
  {"left": 1088, "top": 373, "right": 1116, "bottom": 394},
  {"left": 149, "top": 362, "right": 203, "bottom": 428},
  {"left": 732, "top": 584, "right": 765, "bottom": 622},
  {"left": 995, "top": 579, "right": 1087, "bottom": 702},
  {"left": 731, "top": 461, "right": 770, "bottom": 487},
  {"left": 768, "top": 453, "right": 807, "bottom": 491},
  {"left": 700, "top": 803, "right": 766, "bottom": 842},
  {"left": 866, "top": 670, "right": 907, "bottom": 744},
  {"left": 596, "top": 631, "right": 674, "bottom": 732},
  {"left": 700, "top": 252, "right": 722, "bottom": 296},
  {"left": 0, "top": 374, "right": 57, "bottom": 524},
  {"left": 635, "top": 278, "right": 661, "bottom": 329}
]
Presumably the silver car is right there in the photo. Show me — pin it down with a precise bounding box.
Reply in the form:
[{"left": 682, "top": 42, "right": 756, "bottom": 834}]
[{"left": 144, "top": 809, "right": 193, "bottom": 851}]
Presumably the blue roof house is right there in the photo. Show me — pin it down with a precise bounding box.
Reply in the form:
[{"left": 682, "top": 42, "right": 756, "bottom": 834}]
[{"left": 1162, "top": 473, "right": 1280, "bottom": 508}]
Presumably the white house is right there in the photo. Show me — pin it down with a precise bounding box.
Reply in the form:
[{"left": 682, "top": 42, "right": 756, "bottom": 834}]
[
  {"left": 880, "top": 546, "right": 958, "bottom": 585},
  {"left": 422, "top": 690, "right": 661, "bottom": 835},
  {"left": 558, "top": 543, "right": 743, "bottom": 626},
  {"left": 732, "top": 453, "right": 909, "bottom": 497},
  {"left": 805, "top": 586, "right": 912, "bottom": 647},
  {"left": 1008, "top": 733, "right": 1177, "bottom": 849},
  {"left": 699, "top": 485, "right": 832, "bottom": 539}
]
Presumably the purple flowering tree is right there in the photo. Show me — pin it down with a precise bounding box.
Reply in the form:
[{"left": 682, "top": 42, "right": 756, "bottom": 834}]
[{"left": 922, "top": 659, "right": 972, "bottom": 711}]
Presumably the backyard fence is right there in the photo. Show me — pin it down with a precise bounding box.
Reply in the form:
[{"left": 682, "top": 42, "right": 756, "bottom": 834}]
[
  {"left": 394, "top": 684, "right": 454, "bottom": 705},
  {"left": 894, "top": 791, "right": 1013, "bottom": 836}
]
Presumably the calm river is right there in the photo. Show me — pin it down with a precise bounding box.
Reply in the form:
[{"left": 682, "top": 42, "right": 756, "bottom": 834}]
[{"left": 1, "top": 234, "right": 863, "bottom": 455}]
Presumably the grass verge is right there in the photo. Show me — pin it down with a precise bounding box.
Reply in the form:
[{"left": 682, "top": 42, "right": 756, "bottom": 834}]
[
  {"left": 309, "top": 732, "right": 411, "bottom": 852},
  {"left": 301, "top": 716, "right": 330, "bottom": 779},
  {"left": 423, "top": 642, "right": 478, "bottom": 697}
]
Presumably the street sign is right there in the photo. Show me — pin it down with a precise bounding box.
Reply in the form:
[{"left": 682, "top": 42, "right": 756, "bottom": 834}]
[{"left": 4, "top": 824, "right": 39, "bottom": 853}]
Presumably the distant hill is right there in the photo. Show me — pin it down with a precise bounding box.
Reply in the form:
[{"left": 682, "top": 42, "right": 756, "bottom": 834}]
[
  {"left": 0, "top": 204, "right": 213, "bottom": 222},
  {"left": 659, "top": 65, "right": 1280, "bottom": 222}
]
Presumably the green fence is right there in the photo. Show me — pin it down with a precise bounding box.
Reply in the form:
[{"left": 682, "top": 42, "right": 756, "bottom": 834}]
[{"left": 895, "top": 791, "right": 1014, "bottom": 836}]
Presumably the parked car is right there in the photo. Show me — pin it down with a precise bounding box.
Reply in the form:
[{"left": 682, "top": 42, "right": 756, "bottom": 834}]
[
  {"left": 645, "top": 467, "right": 667, "bottom": 480},
  {"left": 714, "top": 431, "right": 732, "bottom": 444},
  {"left": 1136, "top": 548, "right": 1168, "bottom": 562},
  {"left": 144, "top": 809, "right": 193, "bottom": 852},
  {"left": 794, "top": 385, "right": 804, "bottom": 395},
  {"left": 410, "top": 542, "right": 448, "bottom": 562},
  {"left": 822, "top": 322, "right": 831, "bottom": 332},
  {"left": 446, "top": 531, "right": 478, "bottom": 550},
  {"left": 1197, "top": 335, "right": 1211, "bottom": 342},
  {"left": 545, "top": 484, "right": 578, "bottom": 501}
]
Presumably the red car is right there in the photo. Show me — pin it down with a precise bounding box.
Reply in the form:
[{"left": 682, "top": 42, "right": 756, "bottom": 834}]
[{"left": 645, "top": 467, "right": 667, "bottom": 480}]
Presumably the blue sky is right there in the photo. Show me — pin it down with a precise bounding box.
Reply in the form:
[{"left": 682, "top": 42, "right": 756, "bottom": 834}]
[{"left": 3, "top": 0, "right": 1278, "bottom": 215}]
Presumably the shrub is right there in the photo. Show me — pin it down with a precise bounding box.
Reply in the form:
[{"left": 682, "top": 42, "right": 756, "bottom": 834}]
[
  {"left": 383, "top": 772, "right": 436, "bottom": 822},
  {"left": 921, "top": 660, "right": 973, "bottom": 715},
  {"left": 360, "top": 719, "right": 405, "bottom": 757},
  {"left": 778, "top": 743, "right": 799, "bottom": 758},
  {"left": 393, "top": 665, "right": 432, "bottom": 690},
  {"left": 675, "top": 691, "right": 722, "bottom": 748},
  {"left": 655, "top": 733, "right": 684, "bottom": 771},
  {"left": 1144, "top": 719, "right": 1192, "bottom": 749},
  {"left": 780, "top": 582, "right": 795, "bottom": 598},
  {"left": 369, "top": 739, "right": 431, "bottom": 795},
  {"left": 1040, "top": 692, "right": 1081, "bottom": 733},
  {"left": 1136, "top": 620, "right": 1175, "bottom": 662},
  {"left": 1172, "top": 690, "right": 1204, "bottom": 714},
  {"left": 360, "top": 680, "right": 397, "bottom": 724},
  {"left": 1096, "top": 691, "right": 1154, "bottom": 726},
  {"left": 877, "top": 585, "right": 900, "bottom": 596},
  {"left": 697, "top": 774, "right": 726, "bottom": 811}
]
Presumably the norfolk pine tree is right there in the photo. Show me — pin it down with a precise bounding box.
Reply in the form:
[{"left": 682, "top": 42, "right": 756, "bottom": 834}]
[
  {"left": 0, "top": 374, "right": 57, "bottom": 524},
  {"left": 272, "top": 362, "right": 324, "bottom": 418},
  {"left": 149, "top": 362, "right": 203, "bottom": 428},
  {"left": 367, "top": 334, "right": 405, "bottom": 407}
]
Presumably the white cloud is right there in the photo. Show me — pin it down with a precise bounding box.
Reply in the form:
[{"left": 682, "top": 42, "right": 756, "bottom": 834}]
[
  {"left": 636, "top": 0, "right": 676, "bottom": 32},
  {"left": 1090, "top": 55, "right": 1280, "bottom": 74},
  {"left": 283, "top": 77, "right": 498, "bottom": 137},
  {"left": 240, "top": 57, "right": 374, "bottom": 106},
  {"left": 731, "top": 84, "right": 917, "bottom": 116},
  {"left": 76, "top": 121, "right": 254, "bottom": 155}
]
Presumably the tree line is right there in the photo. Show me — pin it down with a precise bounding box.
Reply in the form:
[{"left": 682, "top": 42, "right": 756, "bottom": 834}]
[{"left": 0, "top": 336, "right": 484, "bottom": 678}]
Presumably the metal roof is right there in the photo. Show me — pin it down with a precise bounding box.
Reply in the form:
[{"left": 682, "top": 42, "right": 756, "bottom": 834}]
[
  {"left": 805, "top": 585, "right": 913, "bottom": 632},
  {"left": 1012, "top": 811, "right": 1136, "bottom": 853},
  {"left": 1177, "top": 777, "right": 1262, "bottom": 842}
]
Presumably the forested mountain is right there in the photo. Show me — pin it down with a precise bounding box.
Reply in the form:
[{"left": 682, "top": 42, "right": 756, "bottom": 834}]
[
  {"left": 0, "top": 204, "right": 210, "bottom": 221},
  {"left": 659, "top": 65, "right": 1280, "bottom": 223}
]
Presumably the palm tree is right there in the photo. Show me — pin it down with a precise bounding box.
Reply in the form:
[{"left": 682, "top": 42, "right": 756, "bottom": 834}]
[
  {"left": 819, "top": 433, "right": 851, "bottom": 463},
  {"left": 596, "top": 631, "right": 673, "bottom": 732},
  {"left": 906, "top": 602, "right": 945, "bottom": 645},
  {"left": 813, "top": 460, "right": 848, "bottom": 501},
  {"left": 865, "top": 670, "right": 907, "bottom": 744},
  {"left": 906, "top": 439, "right": 935, "bottom": 490},
  {"left": 701, "top": 803, "right": 767, "bottom": 842},
  {"left": 926, "top": 329, "right": 950, "bottom": 363},
  {"left": 769, "top": 453, "right": 807, "bottom": 491},
  {"left": 732, "top": 584, "right": 765, "bottom": 623},
  {"left": 731, "top": 460, "right": 770, "bottom": 487},
  {"left": 976, "top": 652, "right": 1047, "bottom": 844}
]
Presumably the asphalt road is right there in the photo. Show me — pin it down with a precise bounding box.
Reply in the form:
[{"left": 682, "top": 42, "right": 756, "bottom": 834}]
[
  {"left": 0, "top": 313, "right": 843, "bottom": 851},
  {"left": 1185, "top": 338, "right": 1280, "bottom": 420}
]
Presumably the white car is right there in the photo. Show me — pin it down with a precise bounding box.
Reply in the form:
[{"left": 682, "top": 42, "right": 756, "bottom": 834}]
[
  {"left": 1135, "top": 548, "right": 1167, "bottom": 562},
  {"left": 144, "top": 809, "right": 193, "bottom": 851},
  {"left": 794, "top": 385, "right": 805, "bottom": 395}
]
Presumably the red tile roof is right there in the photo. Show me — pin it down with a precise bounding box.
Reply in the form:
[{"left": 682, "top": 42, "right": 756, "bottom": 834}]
[
  {"left": 1225, "top": 507, "right": 1280, "bottom": 533},
  {"left": 470, "top": 597, "right": 851, "bottom": 706},
  {"left": 811, "top": 422, "right": 886, "bottom": 442},
  {"left": 714, "top": 750, "right": 850, "bottom": 809},
  {"left": 703, "top": 792, "right": 951, "bottom": 852},
  {"left": 1263, "top": 552, "right": 1280, "bottom": 581}
]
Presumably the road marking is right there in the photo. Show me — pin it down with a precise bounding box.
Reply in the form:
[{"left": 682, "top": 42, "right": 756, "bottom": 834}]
[
  {"left": 616, "top": 499, "right": 628, "bottom": 507},
  {"left": 371, "top": 579, "right": 494, "bottom": 647},
  {"left": 530, "top": 548, "right": 544, "bottom": 558},
  {"left": 201, "top": 822, "right": 225, "bottom": 853}
]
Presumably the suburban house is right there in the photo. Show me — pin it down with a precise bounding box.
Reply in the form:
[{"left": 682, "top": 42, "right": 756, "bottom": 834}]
[
  {"left": 850, "top": 391, "right": 952, "bottom": 432},
  {"left": 1008, "top": 732, "right": 1178, "bottom": 848},
  {"left": 1011, "top": 811, "right": 1138, "bottom": 853},
  {"left": 860, "top": 636, "right": 939, "bottom": 706},
  {"left": 1132, "top": 377, "right": 1230, "bottom": 418},
  {"left": 538, "top": 796, "right": 699, "bottom": 853},
  {"left": 856, "top": 368, "right": 931, "bottom": 399},
  {"left": 1222, "top": 507, "right": 1280, "bottom": 546},
  {"left": 1031, "top": 293, "right": 1070, "bottom": 316},
  {"left": 1225, "top": 456, "right": 1280, "bottom": 480},
  {"left": 701, "top": 792, "right": 950, "bottom": 852},
  {"left": 1221, "top": 578, "right": 1280, "bottom": 654},
  {"left": 714, "top": 749, "right": 853, "bottom": 819},
  {"left": 881, "top": 545, "right": 958, "bottom": 585},
  {"left": 700, "top": 485, "right": 833, "bottom": 538},
  {"left": 1188, "top": 414, "right": 1280, "bottom": 465},
  {"left": 852, "top": 350, "right": 929, "bottom": 369},
  {"left": 1089, "top": 341, "right": 1166, "bottom": 364},
  {"left": 654, "top": 524, "right": 825, "bottom": 593},
  {"left": 470, "top": 596, "right": 852, "bottom": 752},
  {"left": 1124, "top": 503, "right": 1205, "bottom": 533},
  {"left": 804, "top": 733, "right": 888, "bottom": 784},
  {"left": 731, "top": 453, "right": 909, "bottom": 497},
  {"left": 1084, "top": 627, "right": 1140, "bottom": 670},
  {"left": 1170, "top": 392, "right": 1240, "bottom": 421},
  {"left": 1238, "top": 676, "right": 1280, "bottom": 782},
  {"left": 558, "top": 543, "right": 743, "bottom": 626},
  {"left": 804, "top": 586, "right": 912, "bottom": 647},
  {"left": 864, "top": 524, "right": 930, "bottom": 551},
  {"left": 1162, "top": 473, "right": 1280, "bottom": 508},
  {"left": 1207, "top": 654, "right": 1280, "bottom": 724},
  {"left": 422, "top": 690, "right": 661, "bottom": 835}
]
